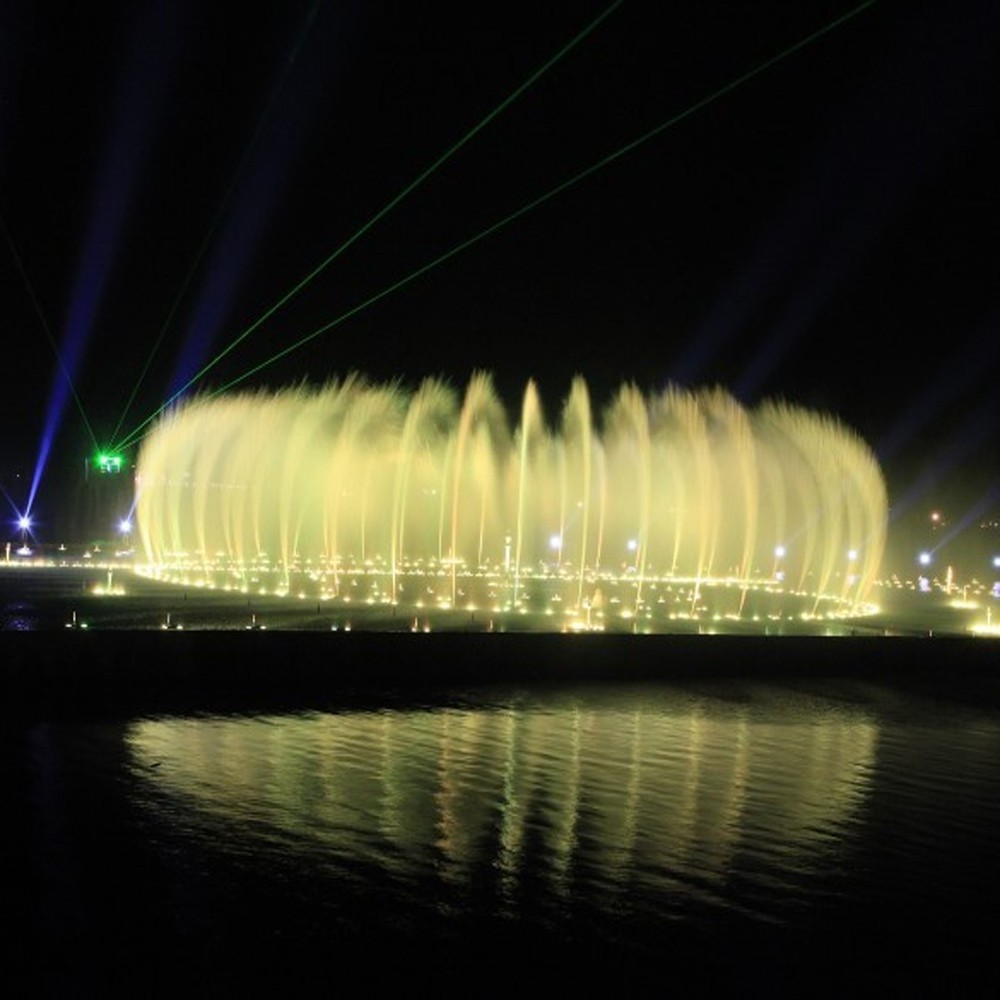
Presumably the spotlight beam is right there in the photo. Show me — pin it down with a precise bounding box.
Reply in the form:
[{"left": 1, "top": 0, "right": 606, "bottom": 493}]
[
  {"left": 1, "top": 211, "right": 101, "bottom": 519},
  {"left": 128, "top": 0, "right": 878, "bottom": 421},
  {"left": 0, "top": 213, "right": 100, "bottom": 457},
  {"left": 115, "top": 0, "right": 626, "bottom": 450}
]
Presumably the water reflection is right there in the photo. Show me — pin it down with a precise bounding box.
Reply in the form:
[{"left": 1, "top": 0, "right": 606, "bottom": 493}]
[
  {"left": 1, "top": 600, "right": 39, "bottom": 630},
  {"left": 127, "top": 687, "right": 876, "bottom": 923}
]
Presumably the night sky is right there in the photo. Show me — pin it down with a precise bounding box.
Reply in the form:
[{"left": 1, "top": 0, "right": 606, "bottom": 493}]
[{"left": 1, "top": 0, "right": 998, "bottom": 540}]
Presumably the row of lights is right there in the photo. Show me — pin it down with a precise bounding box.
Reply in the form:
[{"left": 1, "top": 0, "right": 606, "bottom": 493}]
[
  {"left": 918, "top": 551, "right": 1000, "bottom": 570},
  {"left": 14, "top": 515, "right": 1000, "bottom": 581}
]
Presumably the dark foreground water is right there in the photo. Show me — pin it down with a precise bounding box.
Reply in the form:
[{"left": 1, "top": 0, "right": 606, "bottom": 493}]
[
  {"left": 4, "top": 566, "right": 999, "bottom": 995},
  {"left": 8, "top": 675, "right": 1000, "bottom": 997}
]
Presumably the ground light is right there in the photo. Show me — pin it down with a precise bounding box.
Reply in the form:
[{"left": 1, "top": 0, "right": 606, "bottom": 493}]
[{"left": 94, "top": 451, "right": 125, "bottom": 474}]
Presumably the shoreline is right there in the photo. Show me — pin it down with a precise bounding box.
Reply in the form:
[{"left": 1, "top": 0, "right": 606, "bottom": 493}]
[
  {"left": 3, "top": 628, "right": 999, "bottom": 719},
  {"left": 2, "top": 562, "right": 998, "bottom": 718}
]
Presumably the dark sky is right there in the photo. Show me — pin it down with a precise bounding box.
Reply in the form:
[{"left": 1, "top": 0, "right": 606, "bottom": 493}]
[{"left": 1, "top": 0, "right": 999, "bottom": 531}]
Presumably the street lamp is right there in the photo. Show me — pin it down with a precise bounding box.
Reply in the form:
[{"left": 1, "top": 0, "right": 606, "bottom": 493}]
[
  {"left": 917, "top": 551, "right": 932, "bottom": 591},
  {"left": 118, "top": 517, "right": 133, "bottom": 553},
  {"left": 17, "top": 514, "right": 31, "bottom": 554},
  {"left": 773, "top": 544, "right": 786, "bottom": 581},
  {"left": 627, "top": 537, "right": 639, "bottom": 572},
  {"left": 549, "top": 532, "right": 563, "bottom": 567}
]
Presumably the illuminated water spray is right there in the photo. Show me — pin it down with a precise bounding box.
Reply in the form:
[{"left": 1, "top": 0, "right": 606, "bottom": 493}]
[{"left": 134, "top": 375, "right": 887, "bottom": 624}]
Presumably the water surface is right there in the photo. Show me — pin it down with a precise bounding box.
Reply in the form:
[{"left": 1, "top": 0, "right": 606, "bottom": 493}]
[{"left": 14, "top": 677, "right": 1000, "bottom": 994}]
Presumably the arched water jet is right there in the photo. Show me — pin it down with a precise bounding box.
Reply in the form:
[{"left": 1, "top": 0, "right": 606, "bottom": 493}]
[
  {"left": 319, "top": 379, "right": 367, "bottom": 595},
  {"left": 603, "top": 385, "right": 652, "bottom": 614},
  {"left": 449, "top": 373, "right": 507, "bottom": 606},
  {"left": 391, "top": 378, "right": 457, "bottom": 603},
  {"left": 278, "top": 388, "right": 327, "bottom": 590}
]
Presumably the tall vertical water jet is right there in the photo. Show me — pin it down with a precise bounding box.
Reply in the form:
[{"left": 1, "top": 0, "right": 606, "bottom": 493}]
[
  {"left": 513, "top": 380, "right": 546, "bottom": 608},
  {"left": 561, "top": 378, "right": 593, "bottom": 610},
  {"left": 449, "top": 373, "right": 508, "bottom": 605},
  {"left": 603, "top": 384, "right": 652, "bottom": 612},
  {"left": 391, "top": 378, "right": 457, "bottom": 602}
]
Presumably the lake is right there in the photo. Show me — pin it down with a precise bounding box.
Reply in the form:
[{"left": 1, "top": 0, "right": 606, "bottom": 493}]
[
  {"left": 4, "top": 565, "right": 999, "bottom": 995},
  {"left": 8, "top": 675, "right": 1000, "bottom": 996}
]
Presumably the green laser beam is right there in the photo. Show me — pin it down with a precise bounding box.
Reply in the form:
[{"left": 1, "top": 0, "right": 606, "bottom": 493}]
[
  {"left": 115, "top": 0, "right": 625, "bottom": 450},
  {"left": 0, "top": 212, "right": 100, "bottom": 453},
  {"left": 118, "top": 0, "right": 876, "bottom": 450},
  {"left": 109, "top": 0, "right": 329, "bottom": 447},
  {"left": 581, "top": 0, "right": 878, "bottom": 171},
  {"left": 107, "top": 207, "right": 224, "bottom": 452},
  {"left": 197, "top": 2, "right": 882, "bottom": 402}
]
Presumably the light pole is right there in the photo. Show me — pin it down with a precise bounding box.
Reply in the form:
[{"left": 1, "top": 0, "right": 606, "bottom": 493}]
[
  {"left": 773, "top": 544, "right": 786, "bottom": 582},
  {"left": 17, "top": 514, "right": 31, "bottom": 553},
  {"left": 846, "top": 548, "right": 858, "bottom": 586},
  {"left": 627, "top": 537, "right": 639, "bottom": 571},
  {"left": 918, "top": 551, "right": 932, "bottom": 591}
]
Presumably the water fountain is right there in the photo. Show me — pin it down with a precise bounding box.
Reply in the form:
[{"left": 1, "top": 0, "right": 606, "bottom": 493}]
[{"left": 133, "top": 374, "right": 888, "bottom": 630}]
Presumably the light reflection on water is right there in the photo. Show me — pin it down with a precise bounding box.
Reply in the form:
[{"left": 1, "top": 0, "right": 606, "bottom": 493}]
[
  {"left": 20, "top": 680, "right": 1000, "bottom": 993},
  {"left": 126, "top": 687, "right": 878, "bottom": 929}
]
